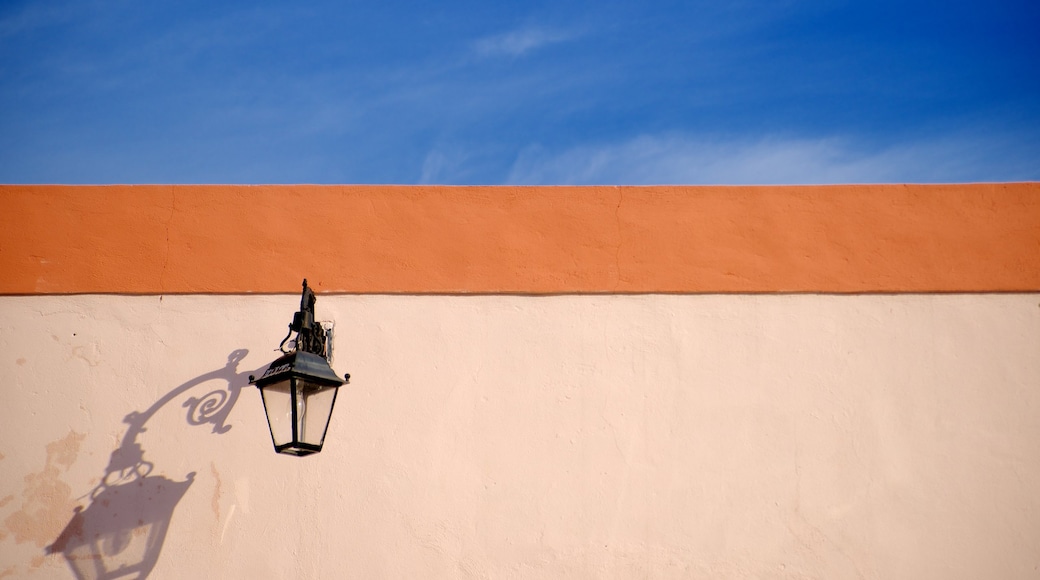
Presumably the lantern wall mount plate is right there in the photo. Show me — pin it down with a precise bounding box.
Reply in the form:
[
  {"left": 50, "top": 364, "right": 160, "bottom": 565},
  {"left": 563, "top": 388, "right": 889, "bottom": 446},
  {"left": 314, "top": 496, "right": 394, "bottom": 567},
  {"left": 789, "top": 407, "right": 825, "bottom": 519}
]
[{"left": 249, "top": 279, "right": 350, "bottom": 456}]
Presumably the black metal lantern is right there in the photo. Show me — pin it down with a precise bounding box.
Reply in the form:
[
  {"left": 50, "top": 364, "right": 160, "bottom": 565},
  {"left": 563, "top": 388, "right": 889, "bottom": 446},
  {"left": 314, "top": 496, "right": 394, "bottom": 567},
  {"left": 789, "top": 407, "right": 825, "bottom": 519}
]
[{"left": 250, "top": 279, "right": 349, "bottom": 456}]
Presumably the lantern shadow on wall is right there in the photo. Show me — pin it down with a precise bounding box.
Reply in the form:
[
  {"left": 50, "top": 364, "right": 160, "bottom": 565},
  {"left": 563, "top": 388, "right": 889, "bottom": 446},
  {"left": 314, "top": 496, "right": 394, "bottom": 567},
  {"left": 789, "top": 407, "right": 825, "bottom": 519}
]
[{"left": 47, "top": 349, "right": 257, "bottom": 580}]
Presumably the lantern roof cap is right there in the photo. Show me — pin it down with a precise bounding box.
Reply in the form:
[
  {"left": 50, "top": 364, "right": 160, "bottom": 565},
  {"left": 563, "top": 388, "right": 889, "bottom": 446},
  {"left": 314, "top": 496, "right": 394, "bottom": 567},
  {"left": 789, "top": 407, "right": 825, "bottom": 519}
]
[{"left": 249, "top": 350, "right": 345, "bottom": 388}]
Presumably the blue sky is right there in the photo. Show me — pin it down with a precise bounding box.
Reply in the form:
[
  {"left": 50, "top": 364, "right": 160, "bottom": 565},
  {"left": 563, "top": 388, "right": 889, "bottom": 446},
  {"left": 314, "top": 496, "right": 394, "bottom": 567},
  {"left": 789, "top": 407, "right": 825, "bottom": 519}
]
[{"left": 1, "top": 0, "right": 1038, "bottom": 184}]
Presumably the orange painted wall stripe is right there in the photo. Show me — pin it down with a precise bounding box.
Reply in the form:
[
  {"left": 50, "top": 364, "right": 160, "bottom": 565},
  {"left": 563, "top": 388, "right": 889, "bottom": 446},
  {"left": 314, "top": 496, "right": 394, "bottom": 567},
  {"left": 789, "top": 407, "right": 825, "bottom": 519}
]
[{"left": 1, "top": 184, "right": 1038, "bottom": 294}]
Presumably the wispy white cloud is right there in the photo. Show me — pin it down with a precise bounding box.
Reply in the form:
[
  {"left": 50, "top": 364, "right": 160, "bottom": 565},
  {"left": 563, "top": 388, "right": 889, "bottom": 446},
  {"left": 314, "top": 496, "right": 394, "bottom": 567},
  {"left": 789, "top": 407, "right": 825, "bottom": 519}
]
[
  {"left": 420, "top": 145, "right": 475, "bottom": 184},
  {"left": 503, "top": 133, "right": 1040, "bottom": 185},
  {"left": 472, "top": 26, "right": 575, "bottom": 58}
]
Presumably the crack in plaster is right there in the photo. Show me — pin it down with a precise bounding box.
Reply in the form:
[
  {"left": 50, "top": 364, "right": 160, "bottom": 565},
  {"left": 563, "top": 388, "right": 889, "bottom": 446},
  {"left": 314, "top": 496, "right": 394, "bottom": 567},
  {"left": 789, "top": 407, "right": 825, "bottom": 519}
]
[
  {"left": 160, "top": 186, "right": 176, "bottom": 295},
  {"left": 614, "top": 187, "right": 623, "bottom": 291}
]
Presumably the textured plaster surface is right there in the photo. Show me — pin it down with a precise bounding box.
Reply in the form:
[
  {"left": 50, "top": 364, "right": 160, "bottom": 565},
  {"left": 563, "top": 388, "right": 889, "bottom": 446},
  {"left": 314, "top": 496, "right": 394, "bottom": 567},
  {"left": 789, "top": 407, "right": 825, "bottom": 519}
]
[
  {"left": 1, "top": 294, "right": 1039, "bottom": 578},
  {"left": 3, "top": 184, "right": 1039, "bottom": 294}
]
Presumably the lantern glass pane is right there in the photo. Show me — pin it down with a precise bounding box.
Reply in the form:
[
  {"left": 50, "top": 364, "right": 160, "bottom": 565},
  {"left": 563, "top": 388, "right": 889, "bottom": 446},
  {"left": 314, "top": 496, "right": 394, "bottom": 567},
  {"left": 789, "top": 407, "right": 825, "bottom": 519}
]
[
  {"left": 297, "top": 380, "right": 339, "bottom": 447},
  {"left": 259, "top": 379, "right": 294, "bottom": 447}
]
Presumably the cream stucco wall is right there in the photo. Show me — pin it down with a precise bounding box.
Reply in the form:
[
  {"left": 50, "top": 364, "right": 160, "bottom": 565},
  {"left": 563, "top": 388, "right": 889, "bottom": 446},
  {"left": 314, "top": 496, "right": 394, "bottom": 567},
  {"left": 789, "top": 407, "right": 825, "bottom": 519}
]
[{"left": 2, "top": 294, "right": 1039, "bottom": 578}]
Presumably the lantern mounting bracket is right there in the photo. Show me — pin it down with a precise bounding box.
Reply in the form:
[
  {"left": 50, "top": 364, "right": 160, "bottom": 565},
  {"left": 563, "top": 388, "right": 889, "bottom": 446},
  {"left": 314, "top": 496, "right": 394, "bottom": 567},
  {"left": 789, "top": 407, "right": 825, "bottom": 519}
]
[{"left": 278, "top": 278, "right": 330, "bottom": 360}]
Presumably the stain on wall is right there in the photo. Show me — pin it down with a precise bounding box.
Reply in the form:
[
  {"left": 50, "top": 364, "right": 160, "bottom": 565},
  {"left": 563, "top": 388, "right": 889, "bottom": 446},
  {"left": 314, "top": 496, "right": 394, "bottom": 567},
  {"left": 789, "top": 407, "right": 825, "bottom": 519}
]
[
  {"left": 2, "top": 431, "right": 85, "bottom": 548},
  {"left": 210, "top": 462, "right": 222, "bottom": 522}
]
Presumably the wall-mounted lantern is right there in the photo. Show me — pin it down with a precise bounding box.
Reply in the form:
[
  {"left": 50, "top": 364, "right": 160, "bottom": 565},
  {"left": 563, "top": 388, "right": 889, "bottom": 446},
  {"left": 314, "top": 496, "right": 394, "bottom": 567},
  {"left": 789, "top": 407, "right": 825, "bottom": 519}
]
[{"left": 250, "top": 279, "right": 349, "bottom": 456}]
